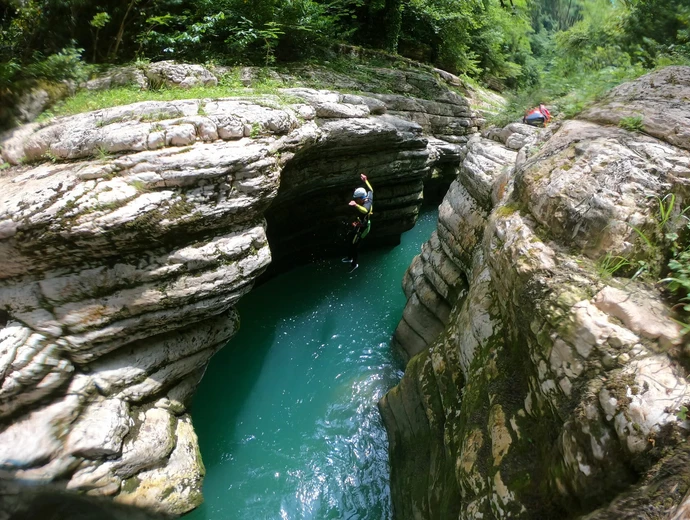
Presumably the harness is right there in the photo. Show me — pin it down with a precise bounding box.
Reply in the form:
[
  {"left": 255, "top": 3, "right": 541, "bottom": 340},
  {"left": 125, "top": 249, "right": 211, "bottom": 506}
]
[{"left": 353, "top": 192, "right": 373, "bottom": 242}]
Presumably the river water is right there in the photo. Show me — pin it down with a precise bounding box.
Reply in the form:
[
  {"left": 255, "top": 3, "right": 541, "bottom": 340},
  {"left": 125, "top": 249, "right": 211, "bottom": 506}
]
[{"left": 186, "top": 208, "right": 439, "bottom": 520}]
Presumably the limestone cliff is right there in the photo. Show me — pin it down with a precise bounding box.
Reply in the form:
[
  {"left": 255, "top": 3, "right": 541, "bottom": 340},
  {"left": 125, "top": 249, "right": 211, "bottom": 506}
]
[
  {"left": 0, "top": 62, "right": 479, "bottom": 516},
  {"left": 381, "top": 66, "right": 690, "bottom": 519}
]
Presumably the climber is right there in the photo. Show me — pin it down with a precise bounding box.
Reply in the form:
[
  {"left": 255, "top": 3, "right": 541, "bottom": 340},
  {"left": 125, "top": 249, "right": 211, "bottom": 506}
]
[
  {"left": 523, "top": 103, "right": 551, "bottom": 127},
  {"left": 342, "top": 173, "right": 373, "bottom": 273}
]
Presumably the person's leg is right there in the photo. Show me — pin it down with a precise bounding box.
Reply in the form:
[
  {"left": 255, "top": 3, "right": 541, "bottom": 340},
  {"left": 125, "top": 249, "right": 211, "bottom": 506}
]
[
  {"left": 349, "top": 234, "right": 360, "bottom": 269},
  {"left": 343, "top": 228, "right": 357, "bottom": 263}
]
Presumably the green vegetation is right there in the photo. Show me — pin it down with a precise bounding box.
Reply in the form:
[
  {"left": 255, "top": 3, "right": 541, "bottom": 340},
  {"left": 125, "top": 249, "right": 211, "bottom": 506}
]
[
  {"left": 495, "top": 202, "right": 521, "bottom": 218},
  {"left": 597, "top": 252, "right": 631, "bottom": 279},
  {"left": 95, "top": 145, "right": 112, "bottom": 161},
  {"left": 661, "top": 200, "right": 690, "bottom": 334},
  {"left": 492, "top": 0, "right": 689, "bottom": 125},
  {"left": 36, "top": 76, "right": 281, "bottom": 120},
  {"left": 0, "top": 0, "right": 687, "bottom": 129},
  {"left": 596, "top": 192, "right": 690, "bottom": 335},
  {"left": 43, "top": 149, "right": 59, "bottom": 163},
  {"left": 0, "top": 0, "right": 534, "bottom": 82},
  {"left": 619, "top": 115, "right": 645, "bottom": 132},
  {"left": 129, "top": 180, "right": 150, "bottom": 193}
]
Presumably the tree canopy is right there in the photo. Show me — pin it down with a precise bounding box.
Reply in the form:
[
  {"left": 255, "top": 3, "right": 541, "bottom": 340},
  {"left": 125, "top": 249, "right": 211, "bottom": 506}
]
[{"left": 0, "top": 0, "right": 687, "bottom": 100}]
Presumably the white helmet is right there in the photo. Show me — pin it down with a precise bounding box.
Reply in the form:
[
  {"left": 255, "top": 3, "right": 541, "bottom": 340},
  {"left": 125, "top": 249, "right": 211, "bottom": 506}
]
[{"left": 353, "top": 187, "right": 367, "bottom": 199}]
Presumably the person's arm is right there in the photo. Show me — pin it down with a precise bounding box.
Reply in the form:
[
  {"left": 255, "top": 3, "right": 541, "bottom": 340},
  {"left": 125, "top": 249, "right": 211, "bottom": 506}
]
[
  {"left": 349, "top": 200, "right": 369, "bottom": 214},
  {"left": 361, "top": 173, "right": 373, "bottom": 193}
]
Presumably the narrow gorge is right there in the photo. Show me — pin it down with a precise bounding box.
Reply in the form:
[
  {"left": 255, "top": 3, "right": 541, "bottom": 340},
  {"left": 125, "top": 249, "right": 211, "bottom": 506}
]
[
  {"left": 0, "top": 60, "right": 478, "bottom": 517},
  {"left": 0, "top": 59, "right": 689, "bottom": 520}
]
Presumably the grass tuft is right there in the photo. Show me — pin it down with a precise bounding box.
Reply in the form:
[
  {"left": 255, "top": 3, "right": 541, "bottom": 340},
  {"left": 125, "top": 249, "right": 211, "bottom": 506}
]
[{"left": 619, "top": 115, "right": 644, "bottom": 132}]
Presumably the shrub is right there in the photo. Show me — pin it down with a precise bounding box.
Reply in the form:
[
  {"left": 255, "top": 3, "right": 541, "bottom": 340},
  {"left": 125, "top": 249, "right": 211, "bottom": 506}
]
[{"left": 24, "top": 47, "right": 91, "bottom": 84}]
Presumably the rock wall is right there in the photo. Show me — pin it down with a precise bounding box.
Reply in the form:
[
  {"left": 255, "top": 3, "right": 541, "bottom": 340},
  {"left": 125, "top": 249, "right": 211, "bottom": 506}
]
[
  {"left": 381, "top": 66, "right": 690, "bottom": 519},
  {"left": 0, "top": 62, "right": 480, "bottom": 516}
]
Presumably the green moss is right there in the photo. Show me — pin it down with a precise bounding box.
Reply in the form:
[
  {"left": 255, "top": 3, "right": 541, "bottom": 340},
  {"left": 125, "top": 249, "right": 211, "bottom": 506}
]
[
  {"left": 140, "top": 111, "right": 173, "bottom": 123},
  {"left": 121, "top": 476, "right": 141, "bottom": 494},
  {"left": 555, "top": 285, "right": 590, "bottom": 309},
  {"left": 160, "top": 486, "right": 176, "bottom": 500},
  {"left": 188, "top": 488, "right": 205, "bottom": 509},
  {"left": 495, "top": 202, "right": 521, "bottom": 218},
  {"left": 98, "top": 115, "right": 129, "bottom": 126},
  {"left": 123, "top": 208, "right": 164, "bottom": 234},
  {"left": 129, "top": 179, "right": 150, "bottom": 193},
  {"left": 165, "top": 198, "right": 196, "bottom": 220},
  {"left": 95, "top": 198, "right": 130, "bottom": 212},
  {"left": 605, "top": 372, "right": 637, "bottom": 407}
]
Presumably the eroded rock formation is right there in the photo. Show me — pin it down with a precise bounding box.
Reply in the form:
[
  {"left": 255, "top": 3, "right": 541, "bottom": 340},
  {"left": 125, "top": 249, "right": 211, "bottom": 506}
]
[
  {"left": 381, "top": 66, "right": 690, "bottom": 519},
  {"left": 0, "top": 62, "right": 479, "bottom": 516}
]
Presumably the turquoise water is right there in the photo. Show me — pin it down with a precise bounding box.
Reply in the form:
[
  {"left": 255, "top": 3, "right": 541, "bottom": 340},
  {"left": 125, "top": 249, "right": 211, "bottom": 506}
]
[{"left": 187, "top": 208, "right": 439, "bottom": 520}]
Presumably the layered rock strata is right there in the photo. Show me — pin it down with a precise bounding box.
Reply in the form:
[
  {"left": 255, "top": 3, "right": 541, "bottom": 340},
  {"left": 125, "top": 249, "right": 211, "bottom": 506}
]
[
  {"left": 0, "top": 63, "right": 480, "bottom": 517},
  {"left": 382, "top": 67, "right": 690, "bottom": 519}
]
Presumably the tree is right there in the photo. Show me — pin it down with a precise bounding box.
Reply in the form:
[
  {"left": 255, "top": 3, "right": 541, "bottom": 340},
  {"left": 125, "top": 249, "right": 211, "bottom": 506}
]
[{"left": 90, "top": 12, "right": 111, "bottom": 62}]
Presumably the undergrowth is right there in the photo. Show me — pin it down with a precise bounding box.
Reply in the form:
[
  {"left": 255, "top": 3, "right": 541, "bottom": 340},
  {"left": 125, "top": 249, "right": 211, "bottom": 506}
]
[
  {"left": 596, "top": 193, "right": 690, "bottom": 335},
  {"left": 661, "top": 197, "right": 690, "bottom": 334},
  {"left": 490, "top": 63, "right": 650, "bottom": 127},
  {"left": 37, "top": 68, "right": 286, "bottom": 121}
]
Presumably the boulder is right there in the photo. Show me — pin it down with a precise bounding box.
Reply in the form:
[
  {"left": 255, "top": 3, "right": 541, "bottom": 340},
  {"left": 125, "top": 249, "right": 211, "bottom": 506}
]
[
  {"left": 65, "top": 398, "right": 130, "bottom": 458},
  {"left": 580, "top": 66, "right": 690, "bottom": 151},
  {"left": 16, "top": 88, "right": 50, "bottom": 123},
  {"left": 115, "top": 415, "right": 204, "bottom": 515},
  {"left": 483, "top": 122, "right": 540, "bottom": 150},
  {"left": 144, "top": 61, "right": 217, "bottom": 89},
  {"left": 86, "top": 66, "right": 148, "bottom": 91}
]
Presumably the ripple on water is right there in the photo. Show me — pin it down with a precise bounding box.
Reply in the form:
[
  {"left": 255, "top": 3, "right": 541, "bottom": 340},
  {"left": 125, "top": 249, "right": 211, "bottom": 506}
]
[{"left": 186, "top": 209, "right": 439, "bottom": 520}]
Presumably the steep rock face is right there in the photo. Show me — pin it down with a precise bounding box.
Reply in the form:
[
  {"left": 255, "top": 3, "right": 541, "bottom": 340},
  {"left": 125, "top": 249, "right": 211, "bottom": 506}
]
[
  {"left": 382, "top": 67, "right": 690, "bottom": 519},
  {"left": 392, "top": 134, "right": 517, "bottom": 361},
  {"left": 0, "top": 66, "right": 480, "bottom": 517}
]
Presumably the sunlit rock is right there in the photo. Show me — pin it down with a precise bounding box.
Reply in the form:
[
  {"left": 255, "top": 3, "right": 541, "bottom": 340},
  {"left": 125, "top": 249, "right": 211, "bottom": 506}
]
[
  {"left": 144, "top": 61, "right": 218, "bottom": 89},
  {"left": 382, "top": 66, "right": 690, "bottom": 519},
  {"left": 0, "top": 65, "right": 480, "bottom": 515}
]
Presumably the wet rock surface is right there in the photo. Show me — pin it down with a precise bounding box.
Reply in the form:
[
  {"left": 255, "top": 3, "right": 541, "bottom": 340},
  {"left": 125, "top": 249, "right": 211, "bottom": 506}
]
[{"left": 382, "top": 67, "right": 690, "bottom": 519}]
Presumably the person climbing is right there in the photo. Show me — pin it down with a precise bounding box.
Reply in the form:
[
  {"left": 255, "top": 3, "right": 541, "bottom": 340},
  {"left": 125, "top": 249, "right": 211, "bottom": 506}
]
[
  {"left": 342, "top": 173, "right": 373, "bottom": 272},
  {"left": 523, "top": 103, "right": 551, "bottom": 127}
]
